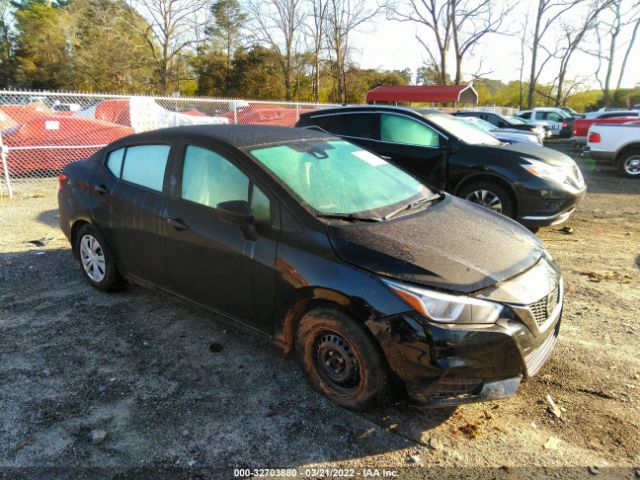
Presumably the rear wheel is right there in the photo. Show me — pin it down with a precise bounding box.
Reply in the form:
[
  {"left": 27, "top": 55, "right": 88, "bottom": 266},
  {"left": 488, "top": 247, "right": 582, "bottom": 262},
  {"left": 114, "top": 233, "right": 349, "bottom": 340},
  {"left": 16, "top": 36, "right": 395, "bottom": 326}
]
[
  {"left": 618, "top": 149, "right": 640, "bottom": 178},
  {"left": 459, "top": 181, "right": 515, "bottom": 218},
  {"left": 74, "top": 224, "right": 121, "bottom": 291},
  {"left": 295, "top": 308, "right": 388, "bottom": 411}
]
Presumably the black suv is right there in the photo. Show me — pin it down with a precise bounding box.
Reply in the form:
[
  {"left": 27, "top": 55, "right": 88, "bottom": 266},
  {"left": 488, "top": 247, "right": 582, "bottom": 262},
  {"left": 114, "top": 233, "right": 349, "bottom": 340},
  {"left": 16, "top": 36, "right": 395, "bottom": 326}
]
[{"left": 296, "top": 106, "right": 586, "bottom": 229}]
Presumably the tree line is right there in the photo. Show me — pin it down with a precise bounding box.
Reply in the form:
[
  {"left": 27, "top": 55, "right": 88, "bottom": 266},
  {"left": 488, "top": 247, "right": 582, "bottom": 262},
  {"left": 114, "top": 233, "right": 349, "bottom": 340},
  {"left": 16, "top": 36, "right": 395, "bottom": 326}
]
[{"left": 0, "top": 0, "right": 638, "bottom": 108}]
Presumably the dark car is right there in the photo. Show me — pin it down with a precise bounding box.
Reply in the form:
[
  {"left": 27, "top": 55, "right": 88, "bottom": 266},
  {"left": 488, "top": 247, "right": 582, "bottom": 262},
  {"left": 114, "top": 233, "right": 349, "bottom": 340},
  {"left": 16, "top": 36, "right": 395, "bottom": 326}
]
[
  {"left": 453, "top": 110, "right": 545, "bottom": 137},
  {"left": 296, "top": 106, "right": 586, "bottom": 230},
  {"left": 59, "top": 125, "right": 563, "bottom": 411}
]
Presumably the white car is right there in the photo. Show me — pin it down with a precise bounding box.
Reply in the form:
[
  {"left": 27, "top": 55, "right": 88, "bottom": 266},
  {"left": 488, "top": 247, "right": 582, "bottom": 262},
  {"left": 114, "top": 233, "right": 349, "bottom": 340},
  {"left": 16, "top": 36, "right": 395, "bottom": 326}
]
[
  {"left": 582, "top": 110, "right": 639, "bottom": 119},
  {"left": 459, "top": 116, "right": 542, "bottom": 145},
  {"left": 515, "top": 108, "right": 571, "bottom": 137},
  {"left": 586, "top": 123, "right": 640, "bottom": 177}
]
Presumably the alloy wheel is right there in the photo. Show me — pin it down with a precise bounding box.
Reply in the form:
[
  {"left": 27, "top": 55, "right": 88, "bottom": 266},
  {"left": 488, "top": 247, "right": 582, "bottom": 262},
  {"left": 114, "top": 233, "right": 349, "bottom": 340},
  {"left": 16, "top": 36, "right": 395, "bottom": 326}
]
[
  {"left": 465, "top": 189, "right": 503, "bottom": 213},
  {"left": 79, "top": 234, "right": 106, "bottom": 282},
  {"left": 623, "top": 155, "right": 640, "bottom": 176}
]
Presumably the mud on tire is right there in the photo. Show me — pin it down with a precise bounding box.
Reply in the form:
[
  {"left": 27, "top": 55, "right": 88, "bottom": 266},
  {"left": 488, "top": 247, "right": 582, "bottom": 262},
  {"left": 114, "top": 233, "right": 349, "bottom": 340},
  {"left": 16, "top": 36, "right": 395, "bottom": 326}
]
[{"left": 295, "top": 307, "right": 388, "bottom": 411}]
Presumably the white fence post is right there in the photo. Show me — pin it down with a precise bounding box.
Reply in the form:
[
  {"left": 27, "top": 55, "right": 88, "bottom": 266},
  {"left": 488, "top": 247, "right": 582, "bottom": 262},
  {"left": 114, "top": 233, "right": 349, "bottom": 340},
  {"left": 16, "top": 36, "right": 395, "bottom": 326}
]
[{"left": 0, "top": 133, "right": 12, "bottom": 199}]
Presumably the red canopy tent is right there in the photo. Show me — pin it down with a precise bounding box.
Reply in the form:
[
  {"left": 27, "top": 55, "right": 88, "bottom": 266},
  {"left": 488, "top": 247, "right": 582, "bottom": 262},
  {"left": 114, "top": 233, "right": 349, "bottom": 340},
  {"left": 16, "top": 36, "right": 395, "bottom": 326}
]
[{"left": 366, "top": 84, "right": 478, "bottom": 105}]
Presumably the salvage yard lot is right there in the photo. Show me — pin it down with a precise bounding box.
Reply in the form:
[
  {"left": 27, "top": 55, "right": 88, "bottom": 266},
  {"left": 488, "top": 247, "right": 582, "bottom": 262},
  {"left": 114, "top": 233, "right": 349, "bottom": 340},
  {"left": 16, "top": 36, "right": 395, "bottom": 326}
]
[{"left": 1, "top": 141, "right": 639, "bottom": 478}]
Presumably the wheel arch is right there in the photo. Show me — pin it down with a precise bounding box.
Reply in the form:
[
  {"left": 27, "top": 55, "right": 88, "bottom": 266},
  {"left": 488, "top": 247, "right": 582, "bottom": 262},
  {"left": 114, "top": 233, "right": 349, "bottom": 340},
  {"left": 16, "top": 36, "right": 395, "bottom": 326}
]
[
  {"left": 453, "top": 173, "right": 520, "bottom": 218},
  {"left": 275, "top": 287, "right": 377, "bottom": 354},
  {"left": 70, "top": 219, "right": 92, "bottom": 258},
  {"left": 616, "top": 143, "right": 640, "bottom": 161}
]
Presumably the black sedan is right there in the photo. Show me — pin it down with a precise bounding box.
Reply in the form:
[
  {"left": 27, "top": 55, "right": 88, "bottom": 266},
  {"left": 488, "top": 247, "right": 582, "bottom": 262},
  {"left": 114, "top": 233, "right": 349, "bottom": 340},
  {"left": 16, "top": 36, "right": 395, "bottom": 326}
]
[
  {"left": 59, "top": 125, "right": 562, "bottom": 410},
  {"left": 297, "top": 106, "right": 586, "bottom": 229}
]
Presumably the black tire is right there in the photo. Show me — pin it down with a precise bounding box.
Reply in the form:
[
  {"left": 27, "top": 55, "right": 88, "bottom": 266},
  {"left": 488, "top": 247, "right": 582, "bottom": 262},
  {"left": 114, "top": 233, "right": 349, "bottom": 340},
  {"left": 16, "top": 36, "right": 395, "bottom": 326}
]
[
  {"left": 618, "top": 149, "right": 640, "bottom": 178},
  {"left": 295, "top": 307, "right": 388, "bottom": 411},
  {"left": 74, "top": 224, "right": 121, "bottom": 291},
  {"left": 458, "top": 181, "right": 515, "bottom": 218}
]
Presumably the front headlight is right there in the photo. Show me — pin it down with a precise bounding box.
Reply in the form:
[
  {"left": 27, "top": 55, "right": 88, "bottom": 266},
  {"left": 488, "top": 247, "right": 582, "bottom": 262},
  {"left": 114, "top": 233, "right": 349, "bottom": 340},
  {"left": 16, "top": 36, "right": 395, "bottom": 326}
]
[
  {"left": 382, "top": 279, "right": 503, "bottom": 324},
  {"left": 522, "top": 158, "right": 571, "bottom": 184}
]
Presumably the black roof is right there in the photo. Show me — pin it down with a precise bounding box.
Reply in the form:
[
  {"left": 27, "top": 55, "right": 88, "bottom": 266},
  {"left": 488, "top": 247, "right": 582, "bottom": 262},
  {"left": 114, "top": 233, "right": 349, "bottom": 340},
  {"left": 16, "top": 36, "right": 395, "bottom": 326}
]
[
  {"left": 300, "top": 104, "right": 449, "bottom": 120},
  {"left": 302, "top": 105, "right": 422, "bottom": 117},
  {"left": 115, "top": 124, "right": 334, "bottom": 149}
]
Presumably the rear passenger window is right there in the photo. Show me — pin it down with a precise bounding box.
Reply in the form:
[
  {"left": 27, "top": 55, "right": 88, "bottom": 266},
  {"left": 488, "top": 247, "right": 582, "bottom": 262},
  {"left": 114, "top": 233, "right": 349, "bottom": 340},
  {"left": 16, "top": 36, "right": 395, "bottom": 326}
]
[
  {"left": 380, "top": 114, "right": 440, "bottom": 147},
  {"left": 106, "top": 148, "right": 125, "bottom": 177},
  {"left": 121, "top": 145, "right": 171, "bottom": 192},
  {"left": 181, "top": 145, "right": 249, "bottom": 208},
  {"left": 327, "top": 114, "right": 375, "bottom": 138},
  {"left": 519, "top": 112, "right": 531, "bottom": 119}
]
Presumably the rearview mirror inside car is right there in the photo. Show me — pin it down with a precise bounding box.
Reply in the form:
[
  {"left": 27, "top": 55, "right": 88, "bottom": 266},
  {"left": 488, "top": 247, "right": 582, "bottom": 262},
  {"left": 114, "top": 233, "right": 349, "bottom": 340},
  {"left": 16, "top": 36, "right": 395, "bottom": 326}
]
[{"left": 216, "top": 200, "right": 254, "bottom": 227}]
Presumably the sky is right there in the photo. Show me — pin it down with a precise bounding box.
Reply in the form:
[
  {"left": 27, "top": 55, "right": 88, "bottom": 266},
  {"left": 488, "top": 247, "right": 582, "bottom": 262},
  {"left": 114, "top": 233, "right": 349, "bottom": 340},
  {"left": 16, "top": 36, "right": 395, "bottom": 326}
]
[{"left": 349, "top": 0, "right": 640, "bottom": 89}]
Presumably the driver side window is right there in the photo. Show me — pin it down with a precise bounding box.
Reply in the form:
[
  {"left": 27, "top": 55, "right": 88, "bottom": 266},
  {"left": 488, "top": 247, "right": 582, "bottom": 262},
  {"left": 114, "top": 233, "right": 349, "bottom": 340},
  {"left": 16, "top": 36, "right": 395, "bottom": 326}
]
[
  {"left": 181, "top": 145, "right": 272, "bottom": 225},
  {"left": 380, "top": 114, "right": 440, "bottom": 147}
]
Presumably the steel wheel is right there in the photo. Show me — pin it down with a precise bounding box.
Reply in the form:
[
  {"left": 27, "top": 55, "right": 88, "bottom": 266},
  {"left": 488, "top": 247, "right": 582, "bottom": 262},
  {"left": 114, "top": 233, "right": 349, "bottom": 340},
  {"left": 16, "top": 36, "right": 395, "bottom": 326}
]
[
  {"left": 623, "top": 155, "right": 640, "bottom": 176},
  {"left": 296, "top": 308, "right": 388, "bottom": 410},
  {"left": 79, "top": 234, "right": 106, "bottom": 282},
  {"left": 314, "top": 332, "right": 361, "bottom": 391},
  {"left": 465, "top": 189, "right": 503, "bottom": 213}
]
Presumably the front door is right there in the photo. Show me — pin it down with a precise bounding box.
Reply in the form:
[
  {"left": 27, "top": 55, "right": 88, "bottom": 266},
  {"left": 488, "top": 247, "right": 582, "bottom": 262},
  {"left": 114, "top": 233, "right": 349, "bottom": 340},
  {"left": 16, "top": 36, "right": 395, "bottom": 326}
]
[
  {"left": 374, "top": 113, "right": 447, "bottom": 188},
  {"left": 163, "top": 143, "right": 278, "bottom": 331}
]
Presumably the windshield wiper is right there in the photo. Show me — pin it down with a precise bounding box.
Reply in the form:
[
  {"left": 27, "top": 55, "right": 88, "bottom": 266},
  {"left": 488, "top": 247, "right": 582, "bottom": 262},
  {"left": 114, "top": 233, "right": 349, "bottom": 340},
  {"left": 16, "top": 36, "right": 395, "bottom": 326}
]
[
  {"left": 315, "top": 213, "right": 383, "bottom": 222},
  {"left": 383, "top": 193, "right": 444, "bottom": 220}
]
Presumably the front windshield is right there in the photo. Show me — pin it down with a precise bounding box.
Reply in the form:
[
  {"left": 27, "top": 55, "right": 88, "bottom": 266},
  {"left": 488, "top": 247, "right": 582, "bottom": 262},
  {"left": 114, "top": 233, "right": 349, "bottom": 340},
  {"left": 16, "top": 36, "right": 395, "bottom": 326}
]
[
  {"left": 459, "top": 117, "right": 497, "bottom": 133},
  {"left": 508, "top": 116, "right": 527, "bottom": 125},
  {"left": 248, "top": 140, "right": 430, "bottom": 216},
  {"left": 427, "top": 114, "right": 501, "bottom": 145}
]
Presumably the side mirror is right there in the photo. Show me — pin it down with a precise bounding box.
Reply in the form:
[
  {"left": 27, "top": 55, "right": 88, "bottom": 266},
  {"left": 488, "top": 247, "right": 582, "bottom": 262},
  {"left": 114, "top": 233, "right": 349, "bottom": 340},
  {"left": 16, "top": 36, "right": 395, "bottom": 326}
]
[{"left": 216, "top": 200, "right": 254, "bottom": 227}]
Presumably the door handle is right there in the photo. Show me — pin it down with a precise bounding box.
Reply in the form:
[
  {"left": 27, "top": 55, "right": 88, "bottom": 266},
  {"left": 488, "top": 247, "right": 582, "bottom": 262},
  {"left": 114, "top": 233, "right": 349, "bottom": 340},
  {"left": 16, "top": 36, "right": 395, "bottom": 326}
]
[
  {"left": 379, "top": 155, "right": 391, "bottom": 160},
  {"left": 94, "top": 184, "right": 109, "bottom": 195},
  {"left": 166, "top": 217, "right": 190, "bottom": 231}
]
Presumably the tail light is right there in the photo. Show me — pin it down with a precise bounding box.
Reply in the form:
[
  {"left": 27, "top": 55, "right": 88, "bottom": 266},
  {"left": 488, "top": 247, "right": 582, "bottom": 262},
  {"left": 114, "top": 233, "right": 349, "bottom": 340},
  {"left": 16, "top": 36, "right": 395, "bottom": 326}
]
[
  {"left": 562, "top": 120, "right": 568, "bottom": 129},
  {"left": 588, "top": 132, "right": 601, "bottom": 143},
  {"left": 58, "top": 173, "right": 68, "bottom": 190}
]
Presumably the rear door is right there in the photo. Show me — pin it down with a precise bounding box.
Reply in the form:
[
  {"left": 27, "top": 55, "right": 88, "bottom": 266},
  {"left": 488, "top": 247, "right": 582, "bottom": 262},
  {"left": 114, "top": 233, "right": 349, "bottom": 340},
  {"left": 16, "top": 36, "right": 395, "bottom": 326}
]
[
  {"left": 373, "top": 113, "right": 447, "bottom": 188},
  {"left": 163, "top": 141, "right": 278, "bottom": 331},
  {"left": 91, "top": 143, "right": 173, "bottom": 285}
]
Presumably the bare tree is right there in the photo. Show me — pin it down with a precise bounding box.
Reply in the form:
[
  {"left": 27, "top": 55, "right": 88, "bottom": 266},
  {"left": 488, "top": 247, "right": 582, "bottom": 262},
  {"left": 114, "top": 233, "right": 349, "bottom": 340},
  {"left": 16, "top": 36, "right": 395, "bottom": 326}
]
[
  {"left": 325, "top": 0, "right": 382, "bottom": 103},
  {"left": 388, "top": 0, "right": 510, "bottom": 86},
  {"left": 527, "top": 0, "right": 584, "bottom": 108},
  {"left": 387, "top": 0, "right": 452, "bottom": 85},
  {"left": 582, "top": 0, "right": 640, "bottom": 106},
  {"left": 305, "top": 0, "right": 329, "bottom": 102},
  {"left": 616, "top": 9, "right": 640, "bottom": 89},
  {"left": 129, "top": 0, "right": 207, "bottom": 94},
  {"left": 554, "top": 0, "right": 611, "bottom": 106},
  {"left": 518, "top": 13, "right": 529, "bottom": 109},
  {"left": 245, "top": 0, "right": 306, "bottom": 101},
  {"left": 449, "top": 0, "right": 511, "bottom": 84}
]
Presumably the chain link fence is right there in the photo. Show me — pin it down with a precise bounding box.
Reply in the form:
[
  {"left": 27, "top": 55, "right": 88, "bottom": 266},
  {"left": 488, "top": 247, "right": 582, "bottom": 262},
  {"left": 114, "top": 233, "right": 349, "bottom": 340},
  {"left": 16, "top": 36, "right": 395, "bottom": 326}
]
[
  {"left": 0, "top": 90, "right": 521, "bottom": 201},
  {"left": 0, "top": 90, "right": 338, "bottom": 200}
]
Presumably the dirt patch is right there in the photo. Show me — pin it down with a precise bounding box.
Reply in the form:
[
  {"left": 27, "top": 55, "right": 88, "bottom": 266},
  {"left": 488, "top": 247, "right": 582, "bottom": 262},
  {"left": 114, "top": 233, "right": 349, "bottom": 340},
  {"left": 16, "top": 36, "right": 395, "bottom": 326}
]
[{"left": 1, "top": 143, "right": 639, "bottom": 478}]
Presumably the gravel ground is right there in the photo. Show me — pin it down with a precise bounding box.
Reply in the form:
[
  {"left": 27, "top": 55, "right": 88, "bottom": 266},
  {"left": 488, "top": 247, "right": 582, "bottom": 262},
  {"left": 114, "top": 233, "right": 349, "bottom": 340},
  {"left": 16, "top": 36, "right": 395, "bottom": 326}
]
[{"left": 0, "top": 141, "right": 639, "bottom": 479}]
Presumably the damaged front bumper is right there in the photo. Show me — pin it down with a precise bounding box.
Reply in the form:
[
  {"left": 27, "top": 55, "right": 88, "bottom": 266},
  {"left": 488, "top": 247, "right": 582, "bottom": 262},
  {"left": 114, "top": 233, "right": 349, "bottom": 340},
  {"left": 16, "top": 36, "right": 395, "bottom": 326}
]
[{"left": 367, "top": 298, "right": 562, "bottom": 407}]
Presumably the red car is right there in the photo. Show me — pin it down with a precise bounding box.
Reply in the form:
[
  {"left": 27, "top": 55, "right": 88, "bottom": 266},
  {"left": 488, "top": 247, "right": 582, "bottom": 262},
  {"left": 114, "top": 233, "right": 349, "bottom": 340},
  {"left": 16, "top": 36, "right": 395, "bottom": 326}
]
[
  {"left": 3, "top": 116, "right": 134, "bottom": 175},
  {"left": 572, "top": 115, "right": 640, "bottom": 145}
]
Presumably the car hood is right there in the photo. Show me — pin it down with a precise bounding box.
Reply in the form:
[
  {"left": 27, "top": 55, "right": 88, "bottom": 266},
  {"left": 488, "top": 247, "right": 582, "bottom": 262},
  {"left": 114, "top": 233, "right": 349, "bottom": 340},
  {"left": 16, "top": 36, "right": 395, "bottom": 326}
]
[
  {"left": 488, "top": 142, "right": 575, "bottom": 166},
  {"left": 328, "top": 195, "right": 543, "bottom": 294}
]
